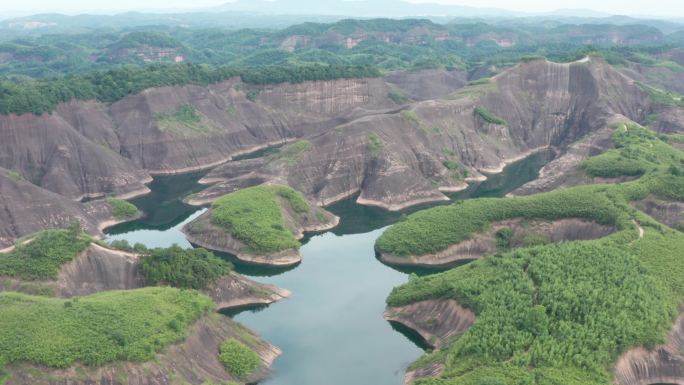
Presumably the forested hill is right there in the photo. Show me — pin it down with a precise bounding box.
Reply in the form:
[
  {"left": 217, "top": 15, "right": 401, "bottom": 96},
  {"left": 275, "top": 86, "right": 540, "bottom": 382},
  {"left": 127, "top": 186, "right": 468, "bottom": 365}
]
[
  {"left": 1, "top": 17, "right": 684, "bottom": 115},
  {"left": 0, "top": 17, "right": 681, "bottom": 79},
  {"left": 0, "top": 63, "right": 379, "bottom": 115}
]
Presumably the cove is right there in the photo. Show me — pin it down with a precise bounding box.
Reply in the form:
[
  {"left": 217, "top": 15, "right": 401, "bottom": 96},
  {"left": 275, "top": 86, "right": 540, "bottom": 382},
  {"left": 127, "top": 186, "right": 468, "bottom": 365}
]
[{"left": 104, "top": 149, "right": 554, "bottom": 385}]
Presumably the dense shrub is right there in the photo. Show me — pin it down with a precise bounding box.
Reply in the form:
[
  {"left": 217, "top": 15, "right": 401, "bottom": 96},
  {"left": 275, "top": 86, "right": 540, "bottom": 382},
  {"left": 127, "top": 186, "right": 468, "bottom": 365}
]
[
  {"left": 0, "top": 288, "right": 213, "bottom": 368},
  {"left": 383, "top": 124, "right": 684, "bottom": 385},
  {"left": 211, "top": 185, "right": 311, "bottom": 253},
  {"left": 390, "top": 239, "right": 679, "bottom": 385},
  {"left": 368, "top": 132, "right": 384, "bottom": 158},
  {"left": 474, "top": 106, "right": 507, "bottom": 125},
  {"left": 387, "top": 91, "right": 410, "bottom": 104},
  {"left": 378, "top": 124, "right": 683, "bottom": 257},
  {"left": 140, "top": 245, "right": 232, "bottom": 289},
  {"left": 218, "top": 339, "right": 261, "bottom": 379},
  {"left": 0, "top": 229, "right": 91, "bottom": 280},
  {"left": 376, "top": 185, "right": 624, "bottom": 256},
  {"left": 0, "top": 63, "right": 380, "bottom": 115}
]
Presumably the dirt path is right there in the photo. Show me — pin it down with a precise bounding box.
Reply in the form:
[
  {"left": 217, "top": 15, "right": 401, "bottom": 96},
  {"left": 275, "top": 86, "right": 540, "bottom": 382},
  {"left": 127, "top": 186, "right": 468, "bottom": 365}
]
[{"left": 632, "top": 220, "right": 644, "bottom": 240}]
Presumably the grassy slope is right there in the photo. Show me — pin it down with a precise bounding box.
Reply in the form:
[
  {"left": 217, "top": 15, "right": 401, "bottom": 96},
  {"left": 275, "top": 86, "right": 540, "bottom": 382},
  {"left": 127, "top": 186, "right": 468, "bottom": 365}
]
[
  {"left": 154, "top": 104, "right": 218, "bottom": 136},
  {"left": 106, "top": 197, "right": 139, "bottom": 220},
  {"left": 381, "top": 124, "right": 684, "bottom": 385},
  {"left": 0, "top": 229, "right": 91, "bottom": 280},
  {"left": 211, "top": 185, "right": 311, "bottom": 253},
  {"left": 0, "top": 287, "right": 213, "bottom": 369}
]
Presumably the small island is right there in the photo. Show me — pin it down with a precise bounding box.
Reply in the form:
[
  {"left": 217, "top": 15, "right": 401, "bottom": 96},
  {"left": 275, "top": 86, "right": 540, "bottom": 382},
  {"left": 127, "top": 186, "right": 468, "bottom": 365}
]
[{"left": 183, "top": 184, "right": 339, "bottom": 266}]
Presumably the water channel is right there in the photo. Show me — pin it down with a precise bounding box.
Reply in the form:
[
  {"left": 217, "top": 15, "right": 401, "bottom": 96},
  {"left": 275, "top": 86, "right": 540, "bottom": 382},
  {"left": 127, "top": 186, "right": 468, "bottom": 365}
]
[{"left": 105, "top": 149, "right": 554, "bottom": 385}]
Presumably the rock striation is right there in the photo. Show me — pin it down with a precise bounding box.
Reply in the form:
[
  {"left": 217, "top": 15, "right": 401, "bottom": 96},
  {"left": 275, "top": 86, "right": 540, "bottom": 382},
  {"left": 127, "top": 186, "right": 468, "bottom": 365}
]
[{"left": 193, "top": 58, "right": 656, "bottom": 210}]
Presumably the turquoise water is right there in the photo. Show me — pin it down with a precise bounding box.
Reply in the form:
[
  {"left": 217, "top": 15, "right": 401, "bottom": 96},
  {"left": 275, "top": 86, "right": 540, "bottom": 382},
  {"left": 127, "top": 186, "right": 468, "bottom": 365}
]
[{"left": 104, "top": 149, "right": 553, "bottom": 385}]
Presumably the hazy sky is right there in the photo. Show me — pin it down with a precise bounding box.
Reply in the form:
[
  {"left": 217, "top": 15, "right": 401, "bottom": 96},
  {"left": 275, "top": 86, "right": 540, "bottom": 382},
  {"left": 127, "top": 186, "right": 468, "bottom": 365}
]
[{"left": 1, "top": 0, "right": 681, "bottom": 18}]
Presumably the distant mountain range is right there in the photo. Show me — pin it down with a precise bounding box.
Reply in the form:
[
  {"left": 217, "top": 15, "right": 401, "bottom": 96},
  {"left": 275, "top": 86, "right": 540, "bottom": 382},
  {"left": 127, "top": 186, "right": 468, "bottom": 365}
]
[
  {"left": 209, "top": 0, "right": 524, "bottom": 18},
  {"left": 1, "top": 0, "right": 683, "bottom": 34}
]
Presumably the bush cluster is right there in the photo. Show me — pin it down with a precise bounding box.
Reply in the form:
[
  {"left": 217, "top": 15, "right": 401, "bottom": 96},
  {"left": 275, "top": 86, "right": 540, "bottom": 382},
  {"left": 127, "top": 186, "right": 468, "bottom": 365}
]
[
  {"left": 218, "top": 339, "right": 261, "bottom": 379},
  {"left": 140, "top": 245, "right": 232, "bottom": 289},
  {"left": 0, "top": 228, "right": 91, "bottom": 280}
]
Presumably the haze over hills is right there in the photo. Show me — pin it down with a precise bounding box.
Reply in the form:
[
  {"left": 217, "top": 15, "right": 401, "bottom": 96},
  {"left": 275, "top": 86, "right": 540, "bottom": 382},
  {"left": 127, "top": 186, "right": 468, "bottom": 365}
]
[{"left": 2, "top": 0, "right": 684, "bottom": 33}]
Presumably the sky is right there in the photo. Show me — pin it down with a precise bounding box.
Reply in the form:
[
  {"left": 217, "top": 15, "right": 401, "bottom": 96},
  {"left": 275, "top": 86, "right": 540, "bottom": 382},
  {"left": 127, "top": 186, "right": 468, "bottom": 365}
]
[{"left": 0, "top": 0, "right": 681, "bottom": 19}]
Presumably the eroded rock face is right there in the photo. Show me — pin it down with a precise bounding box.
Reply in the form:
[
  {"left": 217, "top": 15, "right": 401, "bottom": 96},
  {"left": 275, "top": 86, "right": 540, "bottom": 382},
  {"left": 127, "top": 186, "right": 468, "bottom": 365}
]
[
  {"left": 614, "top": 313, "right": 684, "bottom": 385},
  {"left": 0, "top": 75, "right": 395, "bottom": 200},
  {"left": 378, "top": 218, "right": 616, "bottom": 268},
  {"left": 57, "top": 243, "right": 144, "bottom": 297},
  {"left": 384, "top": 299, "right": 475, "bottom": 350},
  {"left": 0, "top": 168, "right": 115, "bottom": 248},
  {"left": 383, "top": 68, "right": 467, "bottom": 101},
  {"left": 0, "top": 59, "right": 663, "bottom": 245},
  {"left": 208, "top": 272, "right": 291, "bottom": 311},
  {"left": 633, "top": 196, "right": 684, "bottom": 230},
  {"left": 111, "top": 77, "right": 395, "bottom": 175},
  {"left": 194, "top": 58, "right": 653, "bottom": 211},
  {"left": 0, "top": 108, "right": 151, "bottom": 200},
  {"left": 5, "top": 313, "right": 281, "bottom": 385}
]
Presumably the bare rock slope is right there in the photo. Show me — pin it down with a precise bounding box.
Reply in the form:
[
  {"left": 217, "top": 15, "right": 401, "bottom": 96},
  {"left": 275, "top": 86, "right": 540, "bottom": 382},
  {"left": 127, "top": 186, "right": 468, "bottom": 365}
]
[
  {"left": 0, "top": 168, "right": 117, "bottom": 248},
  {"left": 195, "top": 58, "right": 653, "bottom": 210}
]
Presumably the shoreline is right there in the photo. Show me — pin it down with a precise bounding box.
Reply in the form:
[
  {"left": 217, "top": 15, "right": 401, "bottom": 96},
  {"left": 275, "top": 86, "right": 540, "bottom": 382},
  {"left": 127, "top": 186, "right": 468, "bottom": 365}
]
[
  {"left": 182, "top": 205, "right": 340, "bottom": 268},
  {"left": 184, "top": 230, "right": 303, "bottom": 267},
  {"left": 477, "top": 146, "right": 553, "bottom": 174},
  {"left": 148, "top": 138, "right": 296, "bottom": 177}
]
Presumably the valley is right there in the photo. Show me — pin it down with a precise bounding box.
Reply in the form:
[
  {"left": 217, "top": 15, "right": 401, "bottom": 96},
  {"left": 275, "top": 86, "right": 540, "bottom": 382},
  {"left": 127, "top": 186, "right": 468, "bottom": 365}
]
[{"left": 0, "top": 8, "right": 683, "bottom": 385}]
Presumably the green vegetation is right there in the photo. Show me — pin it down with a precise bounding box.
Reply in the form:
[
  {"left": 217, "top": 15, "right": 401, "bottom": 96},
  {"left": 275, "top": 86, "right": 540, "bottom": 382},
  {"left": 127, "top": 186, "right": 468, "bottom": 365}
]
[
  {"left": 376, "top": 185, "right": 624, "bottom": 256},
  {"left": 466, "top": 77, "right": 491, "bottom": 86},
  {"left": 494, "top": 227, "right": 513, "bottom": 250},
  {"left": 378, "top": 124, "right": 683, "bottom": 256},
  {"left": 218, "top": 339, "right": 261, "bottom": 379},
  {"left": 0, "top": 63, "right": 380, "bottom": 115},
  {"left": 111, "top": 31, "right": 180, "bottom": 49},
  {"left": 5, "top": 169, "right": 22, "bottom": 181},
  {"left": 442, "top": 160, "right": 459, "bottom": 170},
  {"left": 0, "top": 228, "right": 91, "bottom": 280},
  {"left": 400, "top": 110, "right": 420, "bottom": 124},
  {"left": 390, "top": 238, "right": 678, "bottom": 385},
  {"left": 106, "top": 197, "right": 139, "bottom": 220},
  {"left": 474, "top": 106, "right": 508, "bottom": 125},
  {"left": 274, "top": 140, "right": 312, "bottom": 164},
  {"left": 211, "top": 185, "right": 311, "bottom": 253},
  {"left": 0, "top": 287, "right": 213, "bottom": 368},
  {"left": 582, "top": 123, "right": 683, "bottom": 178},
  {"left": 1, "top": 17, "right": 680, "bottom": 116},
  {"left": 246, "top": 89, "right": 260, "bottom": 102},
  {"left": 108, "top": 239, "right": 149, "bottom": 253},
  {"left": 636, "top": 81, "right": 684, "bottom": 107},
  {"left": 140, "top": 245, "right": 232, "bottom": 289},
  {"left": 367, "top": 132, "right": 384, "bottom": 159},
  {"left": 388, "top": 91, "right": 410, "bottom": 105},
  {"left": 380, "top": 123, "right": 684, "bottom": 385},
  {"left": 154, "top": 104, "right": 217, "bottom": 135}
]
